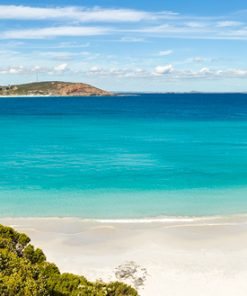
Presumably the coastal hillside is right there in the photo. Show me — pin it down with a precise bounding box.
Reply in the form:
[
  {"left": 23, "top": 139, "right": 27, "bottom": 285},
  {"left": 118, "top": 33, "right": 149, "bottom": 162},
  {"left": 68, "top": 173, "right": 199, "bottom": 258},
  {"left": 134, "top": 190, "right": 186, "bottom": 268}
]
[
  {"left": 0, "top": 224, "right": 138, "bottom": 296},
  {"left": 0, "top": 81, "right": 112, "bottom": 97}
]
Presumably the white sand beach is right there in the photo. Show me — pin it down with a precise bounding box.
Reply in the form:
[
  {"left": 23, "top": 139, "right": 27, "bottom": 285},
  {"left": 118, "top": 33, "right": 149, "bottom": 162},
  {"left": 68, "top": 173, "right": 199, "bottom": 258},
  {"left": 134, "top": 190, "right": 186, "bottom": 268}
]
[{"left": 1, "top": 215, "right": 247, "bottom": 296}]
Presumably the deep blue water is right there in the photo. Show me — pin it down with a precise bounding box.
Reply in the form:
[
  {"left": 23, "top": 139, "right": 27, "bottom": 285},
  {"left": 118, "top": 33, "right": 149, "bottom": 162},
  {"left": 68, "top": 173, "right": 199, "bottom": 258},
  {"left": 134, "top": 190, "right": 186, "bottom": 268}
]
[{"left": 1, "top": 93, "right": 247, "bottom": 218}]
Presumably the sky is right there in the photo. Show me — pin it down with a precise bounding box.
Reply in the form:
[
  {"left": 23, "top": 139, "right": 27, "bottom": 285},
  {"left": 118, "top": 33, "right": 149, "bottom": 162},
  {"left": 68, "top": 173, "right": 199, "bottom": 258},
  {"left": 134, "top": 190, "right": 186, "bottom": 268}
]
[{"left": 0, "top": 0, "right": 247, "bottom": 92}]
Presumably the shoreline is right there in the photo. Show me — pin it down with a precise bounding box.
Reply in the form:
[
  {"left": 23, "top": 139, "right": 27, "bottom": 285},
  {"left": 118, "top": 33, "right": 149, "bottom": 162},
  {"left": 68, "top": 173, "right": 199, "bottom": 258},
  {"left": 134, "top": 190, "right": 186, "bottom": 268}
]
[
  {"left": 1, "top": 92, "right": 247, "bottom": 97},
  {"left": 1, "top": 212, "right": 247, "bottom": 223},
  {"left": 1, "top": 215, "right": 247, "bottom": 295},
  {"left": 0, "top": 94, "right": 114, "bottom": 98}
]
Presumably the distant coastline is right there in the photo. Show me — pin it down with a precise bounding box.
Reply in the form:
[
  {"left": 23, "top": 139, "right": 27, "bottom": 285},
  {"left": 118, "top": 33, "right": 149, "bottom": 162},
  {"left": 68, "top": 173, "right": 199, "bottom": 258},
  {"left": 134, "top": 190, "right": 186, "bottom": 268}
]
[
  {"left": 0, "top": 81, "right": 112, "bottom": 97},
  {"left": 118, "top": 91, "right": 247, "bottom": 95},
  {"left": 1, "top": 82, "right": 247, "bottom": 98}
]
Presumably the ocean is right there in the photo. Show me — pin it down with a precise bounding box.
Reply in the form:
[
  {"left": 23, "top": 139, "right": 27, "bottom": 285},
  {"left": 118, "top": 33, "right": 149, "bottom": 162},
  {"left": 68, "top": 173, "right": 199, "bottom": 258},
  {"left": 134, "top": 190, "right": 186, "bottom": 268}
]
[{"left": 1, "top": 93, "right": 247, "bottom": 218}]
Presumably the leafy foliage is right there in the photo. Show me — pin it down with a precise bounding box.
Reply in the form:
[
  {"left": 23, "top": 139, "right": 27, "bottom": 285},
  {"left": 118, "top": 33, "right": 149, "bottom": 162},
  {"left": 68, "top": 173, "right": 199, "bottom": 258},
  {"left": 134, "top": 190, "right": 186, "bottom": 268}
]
[{"left": 0, "top": 224, "right": 138, "bottom": 296}]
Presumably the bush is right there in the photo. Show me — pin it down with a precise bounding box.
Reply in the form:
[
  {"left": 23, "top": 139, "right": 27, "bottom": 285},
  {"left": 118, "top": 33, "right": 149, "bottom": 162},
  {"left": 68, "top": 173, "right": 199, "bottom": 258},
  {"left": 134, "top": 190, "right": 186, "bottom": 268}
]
[{"left": 0, "top": 224, "right": 138, "bottom": 296}]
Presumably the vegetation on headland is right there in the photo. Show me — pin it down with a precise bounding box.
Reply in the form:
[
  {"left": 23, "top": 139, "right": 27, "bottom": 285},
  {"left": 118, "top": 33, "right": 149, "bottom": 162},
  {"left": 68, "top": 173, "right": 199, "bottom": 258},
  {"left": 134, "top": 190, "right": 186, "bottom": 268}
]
[
  {"left": 0, "top": 81, "right": 112, "bottom": 97},
  {"left": 0, "top": 224, "right": 138, "bottom": 296}
]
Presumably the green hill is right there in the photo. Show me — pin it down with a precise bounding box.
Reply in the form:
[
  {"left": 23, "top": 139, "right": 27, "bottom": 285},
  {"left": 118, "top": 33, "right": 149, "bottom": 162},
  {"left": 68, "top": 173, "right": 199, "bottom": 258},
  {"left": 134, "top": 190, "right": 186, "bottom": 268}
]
[{"left": 0, "top": 81, "right": 112, "bottom": 97}]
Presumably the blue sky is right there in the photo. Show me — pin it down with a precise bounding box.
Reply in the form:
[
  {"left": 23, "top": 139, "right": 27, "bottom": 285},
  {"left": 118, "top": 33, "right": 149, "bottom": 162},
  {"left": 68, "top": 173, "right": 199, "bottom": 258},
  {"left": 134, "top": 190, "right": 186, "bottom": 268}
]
[{"left": 0, "top": 0, "right": 247, "bottom": 92}]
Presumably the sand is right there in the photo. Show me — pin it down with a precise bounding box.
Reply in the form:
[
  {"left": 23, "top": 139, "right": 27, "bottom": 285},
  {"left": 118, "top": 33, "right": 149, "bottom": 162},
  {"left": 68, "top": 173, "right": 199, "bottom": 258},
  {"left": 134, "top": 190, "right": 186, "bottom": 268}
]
[{"left": 1, "top": 215, "right": 247, "bottom": 296}]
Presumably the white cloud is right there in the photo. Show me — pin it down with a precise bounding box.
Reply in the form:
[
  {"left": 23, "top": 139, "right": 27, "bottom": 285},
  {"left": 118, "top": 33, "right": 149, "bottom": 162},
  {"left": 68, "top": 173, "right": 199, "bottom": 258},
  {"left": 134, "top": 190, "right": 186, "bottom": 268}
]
[
  {"left": 89, "top": 66, "right": 102, "bottom": 73},
  {"left": 2, "top": 26, "right": 110, "bottom": 39},
  {"left": 38, "top": 51, "right": 91, "bottom": 61},
  {"left": 53, "top": 63, "right": 69, "bottom": 72},
  {"left": 9, "top": 67, "right": 23, "bottom": 74},
  {"left": 0, "top": 5, "right": 174, "bottom": 22},
  {"left": 229, "top": 69, "right": 247, "bottom": 76},
  {"left": 223, "top": 27, "right": 247, "bottom": 39},
  {"left": 1, "top": 62, "right": 247, "bottom": 82},
  {"left": 87, "top": 66, "right": 148, "bottom": 78},
  {"left": 185, "top": 22, "right": 208, "bottom": 28},
  {"left": 217, "top": 21, "right": 242, "bottom": 27},
  {"left": 132, "top": 21, "right": 247, "bottom": 40},
  {"left": 0, "top": 5, "right": 247, "bottom": 41},
  {"left": 154, "top": 65, "right": 174, "bottom": 75},
  {"left": 120, "top": 36, "right": 145, "bottom": 42},
  {"left": 56, "top": 42, "right": 90, "bottom": 48},
  {"left": 159, "top": 50, "right": 173, "bottom": 56},
  {"left": 85, "top": 65, "right": 247, "bottom": 80},
  {"left": 175, "top": 67, "right": 247, "bottom": 79},
  {"left": 199, "top": 67, "right": 210, "bottom": 74},
  {"left": 0, "top": 66, "right": 24, "bottom": 74}
]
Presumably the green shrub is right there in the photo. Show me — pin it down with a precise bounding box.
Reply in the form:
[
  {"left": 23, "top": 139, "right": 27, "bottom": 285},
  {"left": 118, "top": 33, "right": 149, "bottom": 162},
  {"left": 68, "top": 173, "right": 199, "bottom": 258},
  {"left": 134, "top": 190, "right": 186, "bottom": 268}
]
[
  {"left": 23, "top": 245, "right": 46, "bottom": 264},
  {"left": 0, "top": 224, "right": 138, "bottom": 296}
]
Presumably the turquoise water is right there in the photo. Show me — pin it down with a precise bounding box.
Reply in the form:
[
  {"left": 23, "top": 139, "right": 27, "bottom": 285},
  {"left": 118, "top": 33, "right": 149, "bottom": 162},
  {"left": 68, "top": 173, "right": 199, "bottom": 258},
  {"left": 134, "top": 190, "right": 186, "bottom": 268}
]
[{"left": 1, "top": 94, "right": 247, "bottom": 218}]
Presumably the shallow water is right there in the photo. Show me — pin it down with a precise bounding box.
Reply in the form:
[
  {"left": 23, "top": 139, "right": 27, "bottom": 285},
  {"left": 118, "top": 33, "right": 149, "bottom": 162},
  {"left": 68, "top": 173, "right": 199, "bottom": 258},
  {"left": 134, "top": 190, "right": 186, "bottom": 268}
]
[{"left": 1, "top": 93, "right": 247, "bottom": 218}]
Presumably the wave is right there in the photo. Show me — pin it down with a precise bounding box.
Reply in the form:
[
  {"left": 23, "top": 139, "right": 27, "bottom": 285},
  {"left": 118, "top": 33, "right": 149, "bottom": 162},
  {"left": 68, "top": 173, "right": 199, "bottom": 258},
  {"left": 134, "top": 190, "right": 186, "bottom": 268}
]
[{"left": 2, "top": 213, "right": 247, "bottom": 225}]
